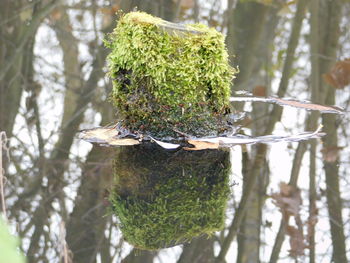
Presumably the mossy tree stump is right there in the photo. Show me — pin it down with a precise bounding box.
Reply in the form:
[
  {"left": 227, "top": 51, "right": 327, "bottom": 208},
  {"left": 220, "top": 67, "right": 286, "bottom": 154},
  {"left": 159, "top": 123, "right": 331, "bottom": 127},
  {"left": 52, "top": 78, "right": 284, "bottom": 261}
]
[
  {"left": 105, "top": 11, "right": 237, "bottom": 138},
  {"left": 104, "top": 12, "right": 236, "bottom": 250}
]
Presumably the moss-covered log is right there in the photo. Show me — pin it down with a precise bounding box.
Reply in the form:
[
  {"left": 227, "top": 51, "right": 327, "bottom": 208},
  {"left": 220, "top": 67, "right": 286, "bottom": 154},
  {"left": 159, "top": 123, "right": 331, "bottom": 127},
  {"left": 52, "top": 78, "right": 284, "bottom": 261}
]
[
  {"left": 109, "top": 145, "right": 230, "bottom": 250},
  {"left": 104, "top": 11, "right": 235, "bottom": 250}
]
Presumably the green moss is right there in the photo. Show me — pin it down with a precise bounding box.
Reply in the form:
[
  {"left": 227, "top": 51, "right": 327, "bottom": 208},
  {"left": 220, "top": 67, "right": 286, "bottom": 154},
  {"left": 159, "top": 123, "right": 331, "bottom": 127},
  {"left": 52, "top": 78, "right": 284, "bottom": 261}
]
[
  {"left": 105, "top": 11, "right": 237, "bottom": 137},
  {"left": 109, "top": 145, "right": 230, "bottom": 250}
]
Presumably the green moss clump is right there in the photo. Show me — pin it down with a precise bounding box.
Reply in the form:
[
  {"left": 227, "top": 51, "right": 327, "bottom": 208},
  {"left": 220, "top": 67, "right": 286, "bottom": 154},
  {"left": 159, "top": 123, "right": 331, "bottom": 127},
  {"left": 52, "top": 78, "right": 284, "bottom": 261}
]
[
  {"left": 109, "top": 145, "right": 230, "bottom": 250},
  {"left": 105, "top": 11, "right": 237, "bottom": 137}
]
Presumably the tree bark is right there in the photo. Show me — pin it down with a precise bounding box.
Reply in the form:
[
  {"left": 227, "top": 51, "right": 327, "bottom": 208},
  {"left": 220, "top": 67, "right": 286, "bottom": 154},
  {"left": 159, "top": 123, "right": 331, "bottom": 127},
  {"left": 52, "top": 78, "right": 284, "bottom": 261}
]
[
  {"left": 236, "top": 6, "right": 279, "bottom": 263},
  {"left": 226, "top": 1, "right": 269, "bottom": 93},
  {"left": 318, "top": 1, "right": 347, "bottom": 262}
]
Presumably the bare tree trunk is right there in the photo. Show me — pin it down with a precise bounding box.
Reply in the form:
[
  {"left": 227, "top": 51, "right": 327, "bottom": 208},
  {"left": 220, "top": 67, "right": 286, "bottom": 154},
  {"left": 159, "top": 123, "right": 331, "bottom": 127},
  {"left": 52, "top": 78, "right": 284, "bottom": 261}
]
[
  {"left": 236, "top": 6, "right": 279, "bottom": 263},
  {"left": 321, "top": 64, "right": 347, "bottom": 263},
  {"left": 318, "top": 1, "right": 347, "bottom": 262},
  {"left": 226, "top": 1, "right": 268, "bottom": 94},
  {"left": 66, "top": 147, "right": 114, "bottom": 263}
]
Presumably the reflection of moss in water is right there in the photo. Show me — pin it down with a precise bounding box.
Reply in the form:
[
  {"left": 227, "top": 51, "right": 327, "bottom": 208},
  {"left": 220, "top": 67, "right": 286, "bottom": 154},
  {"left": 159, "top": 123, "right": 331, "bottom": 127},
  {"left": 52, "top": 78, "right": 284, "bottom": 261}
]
[{"left": 109, "top": 145, "right": 230, "bottom": 250}]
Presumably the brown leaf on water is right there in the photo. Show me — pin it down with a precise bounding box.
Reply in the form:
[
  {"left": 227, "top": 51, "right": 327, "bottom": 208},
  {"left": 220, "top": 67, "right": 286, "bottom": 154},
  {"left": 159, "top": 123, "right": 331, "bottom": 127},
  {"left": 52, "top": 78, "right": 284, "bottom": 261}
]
[
  {"left": 286, "top": 225, "right": 307, "bottom": 258},
  {"left": 272, "top": 182, "right": 302, "bottom": 218},
  {"left": 321, "top": 146, "right": 343, "bottom": 163},
  {"left": 184, "top": 140, "right": 219, "bottom": 151},
  {"left": 79, "top": 127, "right": 140, "bottom": 146},
  {"left": 253, "top": 85, "right": 267, "bottom": 97},
  {"left": 323, "top": 58, "right": 350, "bottom": 89}
]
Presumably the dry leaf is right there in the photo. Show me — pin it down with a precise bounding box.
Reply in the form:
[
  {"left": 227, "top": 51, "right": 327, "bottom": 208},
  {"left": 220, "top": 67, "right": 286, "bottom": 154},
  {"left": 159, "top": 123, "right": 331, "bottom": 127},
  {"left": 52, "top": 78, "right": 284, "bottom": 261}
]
[
  {"left": 321, "top": 146, "right": 343, "bottom": 163},
  {"left": 79, "top": 127, "right": 139, "bottom": 146},
  {"left": 286, "top": 225, "right": 307, "bottom": 258},
  {"left": 253, "top": 85, "right": 267, "bottom": 97},
  {"left": 150, "top": 137, "right": 180, "bottom": 149},
  {"left": 108, "top": 138, "right": 140, "bottom": 146},
  {"left": 184, "top": 140, "right": 219, "bottom": 151},
  {"left": 80, "top": 127, "right": 119, "bottom": 141},
  {"left": 280, "top": 182, "right": 294, "bottom": 196},
  {"left": 323, "top": 58, "right": 350, "bottom": 89},
  {"left": 272, "top": 182, "right": 302, "bottom": 218},
  {"left": 273, "top": 183, "right": 307, "bottom": 258},
  {"left": 50, "top": 9, "right": 62, "bottom": 21}
]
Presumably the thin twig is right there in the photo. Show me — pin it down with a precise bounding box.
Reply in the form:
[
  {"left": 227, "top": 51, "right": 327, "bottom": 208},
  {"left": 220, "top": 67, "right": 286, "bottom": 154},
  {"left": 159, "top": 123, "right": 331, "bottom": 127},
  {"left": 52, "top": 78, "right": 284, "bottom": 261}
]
[
  {"left": 0, "top": 131, "right": 9, "bottom": 220},
  {"left": 59, "top": 221, "right": 71, "bottom": 263}
]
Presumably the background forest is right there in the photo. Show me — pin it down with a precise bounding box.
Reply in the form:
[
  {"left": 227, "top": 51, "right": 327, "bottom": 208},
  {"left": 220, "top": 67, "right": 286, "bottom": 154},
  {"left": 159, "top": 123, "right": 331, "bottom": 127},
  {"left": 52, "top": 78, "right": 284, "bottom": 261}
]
[{"left": 1, "top": 0, "right": 350, "bottom": 262}]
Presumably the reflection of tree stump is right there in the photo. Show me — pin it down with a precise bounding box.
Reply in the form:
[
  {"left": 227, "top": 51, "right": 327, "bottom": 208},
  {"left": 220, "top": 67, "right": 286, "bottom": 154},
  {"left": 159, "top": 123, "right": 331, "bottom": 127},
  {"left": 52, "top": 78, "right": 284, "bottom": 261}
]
[
  {"left": 110, "top": 145, "right": 230, "bottom": 250},
  {"left": 104, "top": 11, "right": 236, "bottom": 250}
]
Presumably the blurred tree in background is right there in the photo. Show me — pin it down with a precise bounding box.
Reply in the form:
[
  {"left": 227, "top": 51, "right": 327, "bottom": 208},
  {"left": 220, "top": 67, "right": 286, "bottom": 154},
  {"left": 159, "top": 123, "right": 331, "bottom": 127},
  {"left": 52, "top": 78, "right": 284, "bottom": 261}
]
[{"left": 0, "top": 0, "right": 350, "bottom": 263}]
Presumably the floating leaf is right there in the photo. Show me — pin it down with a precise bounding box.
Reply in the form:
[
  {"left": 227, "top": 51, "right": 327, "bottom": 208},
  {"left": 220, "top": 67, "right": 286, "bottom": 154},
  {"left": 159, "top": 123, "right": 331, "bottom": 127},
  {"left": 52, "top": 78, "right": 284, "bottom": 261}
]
[
  {"left": 184, "top": 140, "right": 219, "bottom": 151},
  {"left": 79, "top": 126, "right": 140, "bottom": 146},
  {"left": 150, "top": 137, "right": 180, "bottom": 150}
]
